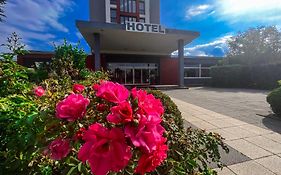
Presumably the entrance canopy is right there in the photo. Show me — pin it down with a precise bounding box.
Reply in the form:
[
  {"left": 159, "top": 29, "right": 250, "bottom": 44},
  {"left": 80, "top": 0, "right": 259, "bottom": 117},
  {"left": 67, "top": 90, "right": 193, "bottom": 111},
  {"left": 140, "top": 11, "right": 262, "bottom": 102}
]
[{"left": 76, "top": 20, "right": 199, "bottom": 55}]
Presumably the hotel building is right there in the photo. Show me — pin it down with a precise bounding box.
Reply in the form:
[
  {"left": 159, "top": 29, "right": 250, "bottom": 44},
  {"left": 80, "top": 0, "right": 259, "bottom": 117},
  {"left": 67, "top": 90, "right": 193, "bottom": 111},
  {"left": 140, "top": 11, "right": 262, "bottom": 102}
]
[{"left": 18, "top": 0, "right": 221, "bottom": 86}]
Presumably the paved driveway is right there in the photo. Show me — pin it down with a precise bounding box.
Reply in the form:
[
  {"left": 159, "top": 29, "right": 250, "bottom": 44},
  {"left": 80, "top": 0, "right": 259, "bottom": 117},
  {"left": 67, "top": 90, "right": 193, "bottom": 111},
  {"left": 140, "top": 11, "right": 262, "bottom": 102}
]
[{"left": 164, "top": 87, "right": 281, "bottom": 133}]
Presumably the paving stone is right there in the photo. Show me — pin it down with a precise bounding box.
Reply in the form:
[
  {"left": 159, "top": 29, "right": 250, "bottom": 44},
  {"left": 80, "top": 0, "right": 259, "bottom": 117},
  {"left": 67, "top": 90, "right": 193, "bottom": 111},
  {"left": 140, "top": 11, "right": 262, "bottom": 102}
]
[
  {"left": 238, "top": 124, "right": 273, "bottom": 135},
  {"left": 208, "top": 128, "right": 241, "bottom": 141},
  {"left": 256, "top": 155, "right": 281, "bottom": 174},
  {"left": 209, "top": 144, "right": 251, "bottom": 168},
  {"left": 214, "top": 167, "right": 237, "bottom": 175},
  {"left": 222, "top": 126, "right": 258, "bottom": 139},
  {"left": 226, "top": 139, "right": 272, "bottom": 159},
  {"left": 228, "top": 160, "right": 275, "bottom": 175},
  {"left": 245, "top": 136, "right": 281, "bottom": 154},
  {"left": 207, "top": 119, "right": 245, "bottom": 128},
  {"left": 189, "top": 120, "right": 218, "bottom": 130},
  {"left": 263, "top": 133, "right": 281, "bottom": 144}
]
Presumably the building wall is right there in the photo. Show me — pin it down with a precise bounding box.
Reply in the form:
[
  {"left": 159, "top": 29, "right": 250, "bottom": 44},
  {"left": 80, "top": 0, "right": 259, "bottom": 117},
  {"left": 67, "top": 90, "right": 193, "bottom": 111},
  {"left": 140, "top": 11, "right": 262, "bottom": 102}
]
[
  {"left": 160, "top": 58, "right": 179, "bottom": 85},
  {"left": 90, "top": 0, "right": 106, "bottom": 22},
  {"left": 150, "top": 0, "right": 160, "bottom": 24}
]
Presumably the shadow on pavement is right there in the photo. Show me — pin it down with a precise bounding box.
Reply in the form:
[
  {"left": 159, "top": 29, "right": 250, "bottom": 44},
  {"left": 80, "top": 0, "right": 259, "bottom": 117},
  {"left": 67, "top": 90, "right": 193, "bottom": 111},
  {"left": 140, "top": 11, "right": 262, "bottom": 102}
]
[
  {"left": 262, "top": 114, "right": 281, "bottom": 134},
  {"left": 183, "top": 120, "right": 251, "bottom": 168}
]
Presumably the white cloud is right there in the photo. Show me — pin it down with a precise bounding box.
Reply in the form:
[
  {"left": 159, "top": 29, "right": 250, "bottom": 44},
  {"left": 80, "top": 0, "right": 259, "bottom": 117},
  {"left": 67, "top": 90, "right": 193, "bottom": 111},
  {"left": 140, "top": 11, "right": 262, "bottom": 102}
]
[
  {"left": 186, "top": 4, "right": 213, "bottom": 19},
  {"left": 172, "top": 35, "right": 233, "bottom": 57},
  {"left": 0, "top": 0, "right": 74, "bottom": 53},
  {"left": 214, "top": 0, "right": 281, "bottom": 24}
]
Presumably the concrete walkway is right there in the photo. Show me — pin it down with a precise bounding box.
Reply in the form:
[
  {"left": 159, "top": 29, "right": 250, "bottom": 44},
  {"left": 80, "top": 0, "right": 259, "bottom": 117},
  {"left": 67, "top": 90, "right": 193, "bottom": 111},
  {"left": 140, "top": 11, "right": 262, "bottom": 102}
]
[{"left": 171, "top": 97, "right": 281, "bottom": 175}]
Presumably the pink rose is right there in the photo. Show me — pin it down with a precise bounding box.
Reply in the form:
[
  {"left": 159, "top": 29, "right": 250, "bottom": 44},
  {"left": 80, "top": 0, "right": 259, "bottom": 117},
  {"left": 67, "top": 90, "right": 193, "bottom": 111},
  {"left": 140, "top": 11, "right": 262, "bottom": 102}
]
[
  {"left": 78, "top": 123, "right": 132, "bottom": 175},
  {"left": 125, "top": 114, "right": 166, "bottom": 153},
  {"left": 131, "top": 88, "right": 164, "bottom": 116},
  {"left": 34, "top": 86, "right": 45, "bottom": 97},
  {"left": 92, "top": 84, "right": 100, "bottom": 91},
  {"left": 96, "top": 81, "right": 129, "bottom": 104},
  {"left": 56, "top": 94, "right": 90, "bottom": 122},
  {"left": 48, "top": 138, "right": 71, "bottom": 160},
  {"left": 135, "top": 138, "right": 168, "bottom": 175},
  {"left": 73, "top": 84, "right": 85, "bottom": 93},
  {"left": 107, "top": 101, "right": 133, "bottom": 124}
]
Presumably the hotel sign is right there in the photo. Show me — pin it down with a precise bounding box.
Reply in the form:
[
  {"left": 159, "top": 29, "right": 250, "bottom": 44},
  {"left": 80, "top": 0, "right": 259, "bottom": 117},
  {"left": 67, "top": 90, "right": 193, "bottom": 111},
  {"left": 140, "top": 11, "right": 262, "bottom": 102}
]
[{"left": 126, "top": 21, "right": 166, "bottom": 34}]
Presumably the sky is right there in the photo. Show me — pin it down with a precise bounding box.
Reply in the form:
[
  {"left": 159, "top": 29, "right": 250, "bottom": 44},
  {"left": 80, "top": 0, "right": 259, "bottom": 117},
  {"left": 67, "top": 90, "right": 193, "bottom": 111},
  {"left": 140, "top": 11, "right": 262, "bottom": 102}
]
[{"left": 0, "top": 0, "right": 281, "bottom": 57}]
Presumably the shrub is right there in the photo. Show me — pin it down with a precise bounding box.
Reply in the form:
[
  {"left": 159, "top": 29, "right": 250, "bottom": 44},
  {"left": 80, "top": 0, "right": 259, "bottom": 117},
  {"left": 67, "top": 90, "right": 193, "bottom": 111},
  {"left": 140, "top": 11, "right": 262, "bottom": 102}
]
[
  {"left": 267, "top": 85, "right": 281, "bottom": 115},
  {"left": 210, "top": 64, "right": 281, "bottom": 89},
  {"left": 49, "top": 41, "right": 88, "bottom": 80},
  {"left": 0, "top": 34, "right": 39, "bottom": 173}
]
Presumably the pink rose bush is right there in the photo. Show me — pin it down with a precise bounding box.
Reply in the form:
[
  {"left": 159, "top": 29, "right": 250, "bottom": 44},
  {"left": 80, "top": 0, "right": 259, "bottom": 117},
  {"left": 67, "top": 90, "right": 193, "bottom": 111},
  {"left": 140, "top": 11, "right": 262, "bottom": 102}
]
[{"left": 41, "top": 81, "right": 167, "bottom": 175}]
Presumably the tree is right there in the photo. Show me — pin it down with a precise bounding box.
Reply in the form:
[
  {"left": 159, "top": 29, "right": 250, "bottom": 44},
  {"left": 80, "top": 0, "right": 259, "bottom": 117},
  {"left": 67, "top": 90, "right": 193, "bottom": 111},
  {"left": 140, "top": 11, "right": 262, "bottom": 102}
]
[
  {"left": 0, "top": 0, "right": 6, "bottom": 22},
  {"left": 224, "top": 26, "right": 281, "bottom": 65}
]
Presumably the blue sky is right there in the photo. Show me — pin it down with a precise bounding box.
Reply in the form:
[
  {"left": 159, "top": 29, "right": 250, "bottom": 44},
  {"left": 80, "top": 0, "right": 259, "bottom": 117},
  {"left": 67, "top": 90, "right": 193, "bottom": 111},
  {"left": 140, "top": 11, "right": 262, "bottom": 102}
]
[{"left": 1, "top": 0, "right": 281, "bottom": 57}]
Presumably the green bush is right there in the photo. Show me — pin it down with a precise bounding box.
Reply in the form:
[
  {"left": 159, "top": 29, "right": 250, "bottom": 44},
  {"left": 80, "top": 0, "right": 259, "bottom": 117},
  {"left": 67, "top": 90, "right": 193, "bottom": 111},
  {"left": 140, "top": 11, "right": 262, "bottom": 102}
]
[
  {"left": 147, "top": 90, "right": 229, "bottom": 175},
  {"left": 267, "top": 86, "right": 281, "bottom": 115},
  {"left": 210, "top": 64, "right": 281, "bottom": 89}
]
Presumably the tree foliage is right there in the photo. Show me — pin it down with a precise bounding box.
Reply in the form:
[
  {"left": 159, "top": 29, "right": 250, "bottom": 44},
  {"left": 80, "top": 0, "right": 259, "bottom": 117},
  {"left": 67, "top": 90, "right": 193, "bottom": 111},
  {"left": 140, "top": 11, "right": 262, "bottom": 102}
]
[
  {"left": 0, "top": 0, "right": 6, "bottom": 22},
  {"left": 223, "top": 26, "right": 281, "bottom": 65}
]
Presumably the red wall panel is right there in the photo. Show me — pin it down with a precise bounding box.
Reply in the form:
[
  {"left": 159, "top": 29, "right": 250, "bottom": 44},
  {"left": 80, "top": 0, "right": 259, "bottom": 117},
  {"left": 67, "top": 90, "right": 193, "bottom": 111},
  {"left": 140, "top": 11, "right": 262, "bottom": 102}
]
[{"left": 160, "top": 58, "right": 179, "bottom": 85}]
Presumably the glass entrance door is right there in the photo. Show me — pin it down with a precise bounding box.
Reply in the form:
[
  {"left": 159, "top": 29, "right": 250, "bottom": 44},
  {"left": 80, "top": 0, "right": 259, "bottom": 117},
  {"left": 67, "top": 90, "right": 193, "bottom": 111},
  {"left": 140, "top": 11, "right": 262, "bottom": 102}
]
[{"left": 108, "top": 63, "right": 159, "bottom": 85}]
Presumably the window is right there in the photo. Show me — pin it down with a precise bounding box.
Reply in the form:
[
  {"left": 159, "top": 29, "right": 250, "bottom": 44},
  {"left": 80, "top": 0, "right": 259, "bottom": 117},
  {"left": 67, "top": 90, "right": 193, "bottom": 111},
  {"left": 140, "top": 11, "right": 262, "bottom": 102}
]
[
  {"left": 120, "top": 16, "right": 137, "bottom": 24},
  {"left": 120, "top": 0, "right": 137, "bottom": 13},
  {"left": 111, "top": 8, "right": 117, "bottom": 23},
  {"left": 139, "top": 1, "right": 145, "bottom": 15},
  {"left": 110, "top": 0, "right": 117, "bottom": 5},
  {"left": 184, "top": 64, "right": 211, "bottom": 78},
  {"left": 139, "top": 18, "right": 145, "bottom": 23}
]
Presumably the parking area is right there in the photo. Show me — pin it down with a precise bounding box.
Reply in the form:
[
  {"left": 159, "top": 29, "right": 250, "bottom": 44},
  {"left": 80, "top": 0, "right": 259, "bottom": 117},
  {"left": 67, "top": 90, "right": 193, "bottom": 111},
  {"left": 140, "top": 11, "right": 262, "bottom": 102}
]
[{"left": 164, "top": 87, "right": 281, "bottom": 132}]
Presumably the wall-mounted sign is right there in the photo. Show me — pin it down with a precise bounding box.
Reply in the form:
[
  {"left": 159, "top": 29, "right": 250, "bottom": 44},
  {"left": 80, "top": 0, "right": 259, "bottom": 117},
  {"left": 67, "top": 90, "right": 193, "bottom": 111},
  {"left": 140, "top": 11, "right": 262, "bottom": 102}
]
[{"left": 126, "top": 21, "right": 166, "bottom": 34}]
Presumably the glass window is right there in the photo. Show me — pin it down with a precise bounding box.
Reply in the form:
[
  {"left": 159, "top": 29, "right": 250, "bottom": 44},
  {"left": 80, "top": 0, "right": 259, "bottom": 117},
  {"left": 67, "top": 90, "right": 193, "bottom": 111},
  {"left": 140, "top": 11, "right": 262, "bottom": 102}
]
[
  {"left": 120, "top": 0, "right": 137, "bottom": 13},
  {"left": 110, "top": 0, "right": 117, "bottom": 5},
  {"left": 184, "top": 69, "right": 199, "bottom": 77},
  {"left": 139, "top": 1, "right": 145, "bottom": 15},
  {"left": 120, "top": 0, "right": 124, "bottom": 11},
  {"left": 111, "top": 8, "right": 117, "bottom": 23},
  {"left": 132, "top": 0, "right": 136, "bottom": 13}
]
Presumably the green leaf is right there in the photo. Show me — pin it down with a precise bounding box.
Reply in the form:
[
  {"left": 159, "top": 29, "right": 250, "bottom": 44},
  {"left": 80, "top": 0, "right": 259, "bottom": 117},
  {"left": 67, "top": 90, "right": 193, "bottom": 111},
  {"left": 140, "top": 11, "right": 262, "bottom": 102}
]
[
  {"left": 67, "top": 166, "right": 77, "bottom": 175},
  {"left": 78, "top": 162, "right": 82, "bottom": 172}
]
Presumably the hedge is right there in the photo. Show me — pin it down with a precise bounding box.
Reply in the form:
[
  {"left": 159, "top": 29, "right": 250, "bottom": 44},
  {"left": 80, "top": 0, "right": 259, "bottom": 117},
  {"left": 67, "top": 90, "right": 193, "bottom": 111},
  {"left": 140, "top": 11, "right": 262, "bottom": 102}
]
[
  {"left": 210, "top": 63, "right": 281, "bottom": 89},
  {"left": 267, "top": 86, "right": 281, "bottom": 115}
]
